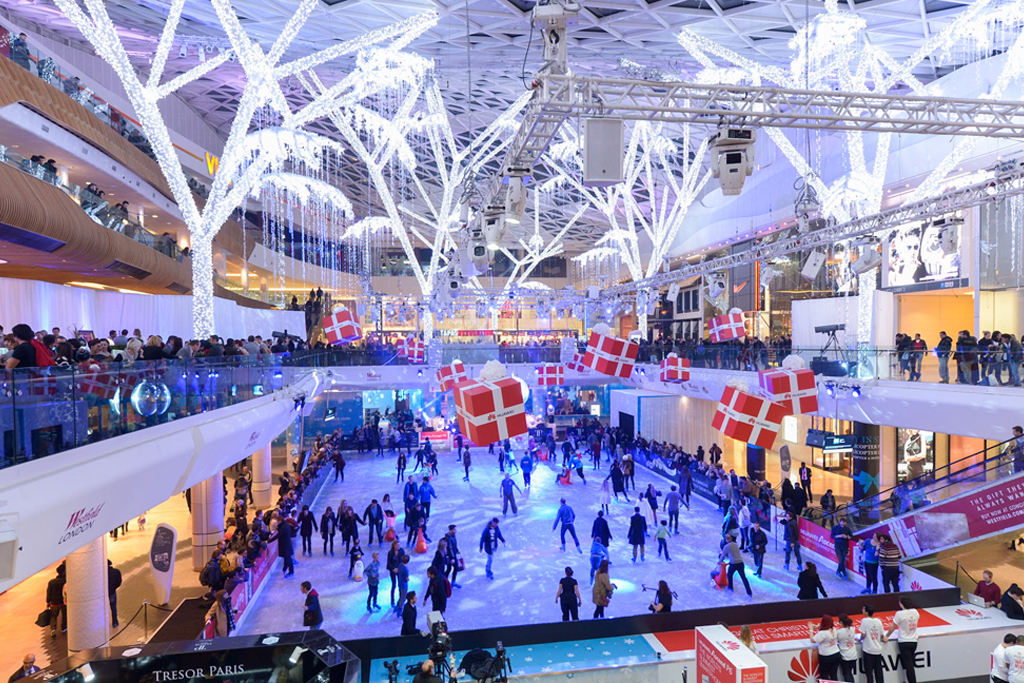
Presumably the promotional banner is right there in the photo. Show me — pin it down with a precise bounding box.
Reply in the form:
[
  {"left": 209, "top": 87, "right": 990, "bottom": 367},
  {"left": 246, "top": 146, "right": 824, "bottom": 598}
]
[
  {"left": 798, "top": 517, "right": 859, "bottom": 575},
  {"left": 695, "top": 625, "right": 767, "bottom": 683},
  {"left": 853, "top": 422, "right": 881, "bottom": 501},
  {"left": 149, "top": 523, "right": 177, "bottom": 605},
  {"left": 869, "top": 471, "right": 1024, "bottom": 558},
  {"left": 779, "top": 444, "right": 792, "bottom": 484}
]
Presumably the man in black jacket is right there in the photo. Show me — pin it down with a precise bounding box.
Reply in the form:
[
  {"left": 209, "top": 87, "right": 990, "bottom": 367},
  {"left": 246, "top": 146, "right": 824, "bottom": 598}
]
[
  {"left": 45, "top": 565, "right": 66, "bottom": 638},
  {"left": 590, "top": 510, "right": 612, "bottom": 548},
  {"left": 935, "top": 331, "right": 953, "bottom": 383},
  {"left": 401, "top": 591, "right": 418, "bottom": 635},
  {"left": 749, "top": 521, "right": 768, "bottom": 577},
  {"left": 301, "top": 581, "right": 323, "bottom": 629},
  {"left": 364, "top": 499, "right": 385, "bottom": 546},
  {"left": 107, "top": 560, "right": 122, "bottom": 627},
  {"left": 443, "top": 525, "right": 462, "bottom": 588}
]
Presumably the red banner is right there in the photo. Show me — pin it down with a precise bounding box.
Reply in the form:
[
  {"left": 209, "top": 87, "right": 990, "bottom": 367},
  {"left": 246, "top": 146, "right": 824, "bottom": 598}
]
[{"left": 798, "top": 517, "right": 858, "bottom": 574}]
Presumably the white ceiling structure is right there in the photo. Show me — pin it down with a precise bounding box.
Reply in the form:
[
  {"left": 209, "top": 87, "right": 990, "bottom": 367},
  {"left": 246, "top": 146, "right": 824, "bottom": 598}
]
[{"left": 0, "top": 0, "right": 998, "bottom": 254}]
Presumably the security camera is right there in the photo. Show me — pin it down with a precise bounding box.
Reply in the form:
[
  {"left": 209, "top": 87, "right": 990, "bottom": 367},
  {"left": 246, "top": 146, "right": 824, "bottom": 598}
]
[{"left": 710, "top": 127, "right": 755, "bottom": 196}]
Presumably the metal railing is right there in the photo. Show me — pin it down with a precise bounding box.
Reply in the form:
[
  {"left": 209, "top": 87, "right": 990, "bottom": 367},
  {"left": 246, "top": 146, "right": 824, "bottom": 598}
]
[{"left": 1, "top": 355, "right": 286, "bottom": 469}]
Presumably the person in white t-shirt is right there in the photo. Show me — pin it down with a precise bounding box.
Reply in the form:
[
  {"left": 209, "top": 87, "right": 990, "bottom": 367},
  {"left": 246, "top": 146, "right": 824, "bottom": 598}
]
[
  {"left": 994, "top": 633, "right": 1018, "bottom": 683},
  {"left": 810, "top": 614, "right": 841, "bottom": 681},
  {"left": 860, "top": 604, "right": 886, "bottom": 683},
  {"left": 836, "top": 613, "right": 858, "bottom": 682},
  {"left": 886, "top": 596, "right": 921, "bottom": 683},
  {"left": 1004, "top": 635, "right": 1024, "bottom": 683}
]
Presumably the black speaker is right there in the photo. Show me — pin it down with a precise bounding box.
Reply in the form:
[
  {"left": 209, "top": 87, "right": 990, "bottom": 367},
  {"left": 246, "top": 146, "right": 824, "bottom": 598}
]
[{"left": 811, "top": 357, "right": 852, "bottom": 377}]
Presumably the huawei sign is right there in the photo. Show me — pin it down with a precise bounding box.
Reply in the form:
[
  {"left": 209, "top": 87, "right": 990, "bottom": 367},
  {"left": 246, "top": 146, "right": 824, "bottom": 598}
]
[
  {"left": 955, "top": 607, "right": 988, "bottom": 620},
  {"left": 788, "top": 649, "right": 819, "bottom": 683},
  {"left": 718, "top": 639, "right": 740, "bottom": 651},
  {"left": 910, "top": 580, "right": 923, "bottom": 590}
]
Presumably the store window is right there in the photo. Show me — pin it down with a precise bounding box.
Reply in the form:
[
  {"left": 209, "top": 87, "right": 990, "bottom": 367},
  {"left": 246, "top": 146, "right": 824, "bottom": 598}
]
[{"left": 896, "top": 428, "right": 934, "bottom": 482}]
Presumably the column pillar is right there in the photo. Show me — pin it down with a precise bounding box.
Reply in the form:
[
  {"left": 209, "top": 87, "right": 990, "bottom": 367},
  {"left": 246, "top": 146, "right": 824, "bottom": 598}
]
[
  {"left": 852, "top": 421, "right": 881, "bottom": 502},
  {"left": 746, "top": 444, "right": 766, "bottom": 482},
  {"left": 65, "top": 536, "right": 110, "bottom": 653},
  {"left": 191, "top": 474, "right": 225, "bottom": 570},
  {"left": 934, "top": 433, "right": 950, "bottom": 473},
  {"left": 879, "top": 426, "right": 899, "bottom": 492},
  {"left": 252, "top": 443, "right": 273, "bottom": 509}
]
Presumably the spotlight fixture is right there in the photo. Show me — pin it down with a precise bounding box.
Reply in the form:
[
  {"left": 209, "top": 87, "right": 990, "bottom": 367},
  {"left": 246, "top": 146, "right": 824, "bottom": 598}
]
[
  {"left": 851, "top": 385, "right": 861, "bottom": 398},
  {"left": 288, "top": 647, "right": 304, "bottom": 665},
  {"left": 81, "top": 664, "right": 95, "bottom": 683},
  {"left": 178, "top": 44, "right": 188, "bottom": 58},
  {"left": 825, "top": 382, "right": 836, "bottom": 397},
  {"left": 417, "top": 370, "right": 423, "bottom": 377}
]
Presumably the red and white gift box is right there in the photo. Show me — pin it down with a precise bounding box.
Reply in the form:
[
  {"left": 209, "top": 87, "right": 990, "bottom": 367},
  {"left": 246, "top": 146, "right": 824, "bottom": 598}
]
[
  {"left": 708, "top": 311, "right": 745, "bottom": 343},
  {"left": 582, "top": 331, "right": 639, "bottom": 379},
  {"left": 27, "top": 372, "right": 57, "bottom": 396},
  {"left": 453, "top": 377, "right": 529, "bottom": 446},
  {"left": 436, "top": 361, "right": 468, "bottom": 392},
  {"left": 322, "top": 309, "right": 362, "bottom": 345},
  {"left": 758, "top": 367, "right": 818, "bottom": 414},
  {"left": 405, "top": 339, "right": 425, "bottom": 364},
  {"left": 711, "top": 385, "right": 787, "bottom": 449},
  {"left": 566, "top": 352, "right": 589, "bottom": 373},
  {"left": 537, "top": 364, "right": 565, "bottom": 386},
  {"left": 659, "top": 355, "right": 690, "bottom": 384},
  {"left": 81, "top": 372, "right": 118, "bottom": 400}
]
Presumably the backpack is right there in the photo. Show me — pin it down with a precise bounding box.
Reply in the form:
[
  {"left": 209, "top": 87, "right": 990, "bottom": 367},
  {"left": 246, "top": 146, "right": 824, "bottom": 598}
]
[{"left": 199, "top": 564, "right": 211, "bottom": 587}]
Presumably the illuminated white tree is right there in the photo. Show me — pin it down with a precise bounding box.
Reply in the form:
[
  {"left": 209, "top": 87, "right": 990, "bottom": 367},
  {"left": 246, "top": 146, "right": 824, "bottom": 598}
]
[
  {"left": 544, "top": 121, "right": 711, "bottom": 335},
  {"left": 53, "top": 0, "right": 437, "bottom": 337},
  {"left": 305, "top": 74, "right": 532, "bottom": 338},
  {"left": 678, "top": 0, "right": 1001, "bottom": 222}
]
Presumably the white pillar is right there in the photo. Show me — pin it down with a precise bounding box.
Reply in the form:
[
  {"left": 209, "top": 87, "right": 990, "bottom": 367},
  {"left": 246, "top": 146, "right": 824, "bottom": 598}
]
[
  {"left": 190, "top": 474, "right": 225, "bottom": 570},
  {"left": 66, "top": 536, "right": 110, "bottom": 653},
  {"left": 252, "top": 444, "right": 273, "bottom": 509}
]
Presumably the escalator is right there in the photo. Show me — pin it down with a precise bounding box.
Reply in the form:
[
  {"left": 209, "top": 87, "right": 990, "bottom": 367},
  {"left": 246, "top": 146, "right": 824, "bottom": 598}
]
[{"left": 837, "top": 438, "right": 1024, "bottom": 559}]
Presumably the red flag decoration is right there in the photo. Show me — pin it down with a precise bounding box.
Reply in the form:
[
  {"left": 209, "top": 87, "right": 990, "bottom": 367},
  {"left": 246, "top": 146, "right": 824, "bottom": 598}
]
[
  {"left": 758, "top": 367, "right": 818, "bottom": 414},
  {"left": 566, "top": 352, "right": 589, "bottom": 373},
  {"left": 323, "top": 308, "right": 362, "bottom": 344},
  {"left": 537, "top": 364, "right": 565, "bottom": 386},
  {"left": 581, "top": 325, "right": 639, "bottom": 379},
  {"left": 659, "top": 354, "right": 690, "bottom": 384},
  {"left": 711, "top": 384, "right": 787, "bottom": 449},
  {"left": 81, "top": 372, "right": 118, "bottom": 400},
  {"left": 405, "top": 339, "right": 425, "bottom": 364},
  {"left": 453, "top": 364, "right": 528, "bottom": 445},
  {"left": 436, "top": 360, "right": 468, "bottom": 392},
  {"left": 27, "top": 372, "right": 57, "bottom": 396},
  {"left": 708, "top": 309, "right": 745, "bottom": 343}
]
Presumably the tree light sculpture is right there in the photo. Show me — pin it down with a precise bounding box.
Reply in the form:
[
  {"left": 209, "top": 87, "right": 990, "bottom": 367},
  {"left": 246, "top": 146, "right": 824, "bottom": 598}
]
[
  {"left": 304, "top": 70, "right": 532, "bottom": 338},
  {"left": 53, "top": 0, "right": 438, "bottom": 337},
  {"left": 544, "top": 121, "right": 711, "bottom": 336}
]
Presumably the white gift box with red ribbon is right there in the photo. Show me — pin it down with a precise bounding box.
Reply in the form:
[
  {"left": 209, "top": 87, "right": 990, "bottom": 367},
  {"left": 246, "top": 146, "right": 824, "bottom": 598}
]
[
  {"left": 582, "top": 326, "right": 639, "bottom": 379},
  {"left": 659, "top": 354, "right": 690, "bottom": 383},
  {"left": 405, "top": 339, "right": 425, "bottom": 363},
  {"left": 436, "top": 361, "right": 468, "bottom": 392},
  {"left": 323, "top": 309, "right": 362, "bottom": 345},
  {"left": 453, "top": 363, "right": 528, "bottom": 445},
  {"left": 711, "top": 384, "right": 787, "bottom": 449},
  {"left": 566, "top": 352, "right": 589, "bottom": 373},
  {"left": 708, "top": 310, "right": 745, "bottom": 343},
  {"left": 758, "top": 367, "right": 818, "bottom": 414},
  {"left": 537, "top": 364, "right": 565, "bottom": 386}
]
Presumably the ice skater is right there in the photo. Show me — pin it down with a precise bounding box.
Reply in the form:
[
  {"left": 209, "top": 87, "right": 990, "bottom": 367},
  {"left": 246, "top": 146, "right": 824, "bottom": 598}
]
[
  {"left": 655, "top": 520, "right": 671, "bottom": 560},
  {"left": 599, "top": 477, "right": 612, "bottom": 514},
  {"left": 591, "top": 510, "right": 612, "bottom": 548},
  {"left": 663, "top": 486, "right": 682, "bottom": 534},
  {"left": 396, "top": 452, "right": 406, "bottom": 484},
  {"left": 463, "top": 449, "right": 472, "bottom": 482},
  {"left": 521, "top": 453, "right": 533, "bottom": 487},
  {"left": 500, "top": 473, "right": 522, "bottom": 516},
  {"left": 553, "top": 498, "right": 582, "bottom": 553},
  {"left": 479, "top": 517, "right": 506, "bottom": 580},
  {"left": 605, "top": 462, "right": 629, "bottom": 502},
  {"left": 628, "top": 506, "right": 646, "bottom": 562},
  {"left": 320, "top": 506, "right": 337, "bottom": 556},
  {"left": 570, "top": 452, "right": 587, "bottom": 484}
]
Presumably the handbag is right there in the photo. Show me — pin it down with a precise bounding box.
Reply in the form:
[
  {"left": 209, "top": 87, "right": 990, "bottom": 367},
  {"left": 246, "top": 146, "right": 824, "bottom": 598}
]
[
  {"left": 457, "top": 557, "right": 466, "bottom": 571},
  {"left": 36, "top": 609, "right": 51, "bottom": 627}
]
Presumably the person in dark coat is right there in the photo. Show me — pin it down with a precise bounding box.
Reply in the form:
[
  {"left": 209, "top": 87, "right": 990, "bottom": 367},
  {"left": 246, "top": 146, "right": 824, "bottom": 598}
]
[
  {"left": 274, "top": 515, "right": 296, "bottom": 576},
  {"left": 301, "top": 581, "right": 323, "bottom": 629},
  {"left": 797, "top": 562, "right": 828, "bottom": 600},
  {"left": 590, "top": 510, "right": 612, "bottom": 548},
  {"left": 627, "top": 507, "right": 647, "bottom": 562},
  {"left": 320, "top": 506, "right": 337, "bottom": 556},
  {"left": 605, "top": 463, "right": 629, "bottom": 501},
  {"left": 426, "top": 566, "right": 447, "bottom": 613},
  {"left": 298, "top": 505, "right": 318, "bottom": 556},
  {"left": 364, "top": 499, "right": 385, "bottom": 546},
  {"left": 401, "top": 591, "right": 418, "bottom": 635},
  {"left": 1002, "top": 584, "right": 1024, "bottom": 620}
]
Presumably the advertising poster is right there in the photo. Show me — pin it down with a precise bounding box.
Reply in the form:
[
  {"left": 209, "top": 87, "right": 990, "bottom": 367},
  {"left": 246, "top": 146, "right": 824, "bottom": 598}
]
[
  {"left": 896, "top": 428, "right": 933, "bottom": 483},
  {"left": 149, "top": 523, "right": 177, "bottom": 605},
  {"left": 883, "top": 221, "right": 963, "bottom": 292}
]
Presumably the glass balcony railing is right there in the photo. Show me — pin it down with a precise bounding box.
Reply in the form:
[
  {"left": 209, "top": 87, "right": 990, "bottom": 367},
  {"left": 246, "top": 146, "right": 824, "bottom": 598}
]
[
  {"left": 635, "top": 344, "right": 1023, "bottom": 387},
  {"left": 0, "top": 144, "right": 187, "bottom": 261},
  {"left": 1, "top": 355, "right": 286, "bottom": 469}
]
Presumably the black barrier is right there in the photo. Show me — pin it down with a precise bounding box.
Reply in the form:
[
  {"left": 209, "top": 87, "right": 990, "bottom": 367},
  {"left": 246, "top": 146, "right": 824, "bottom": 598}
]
[{"left": 342, "top": 586, "right": 959, "bottom": 681}]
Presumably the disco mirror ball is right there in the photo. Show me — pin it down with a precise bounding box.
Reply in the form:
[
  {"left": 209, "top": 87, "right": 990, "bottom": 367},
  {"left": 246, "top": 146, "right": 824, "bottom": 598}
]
[{"left": 131, "top": 380, "right": 171, "bottom": 416}]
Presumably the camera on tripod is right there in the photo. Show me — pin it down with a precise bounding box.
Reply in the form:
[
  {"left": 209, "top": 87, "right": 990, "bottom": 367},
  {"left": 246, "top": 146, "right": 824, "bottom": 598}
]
[
  {"left": 426, "top": 611, "right": 455, "bottom": 682},
  {"left": 383, "top": 660, "right": 400, "bottom": 683}
]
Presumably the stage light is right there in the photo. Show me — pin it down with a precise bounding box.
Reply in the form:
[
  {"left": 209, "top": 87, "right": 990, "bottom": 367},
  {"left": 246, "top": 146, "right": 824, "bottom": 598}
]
[
  {"left": 289, "top": 647, "right": 304, "bottom": 665},
  {"left": 851, "top": 386, "right": 861, "bottom": 398},
  {"left": 825, "top": 382, "right": 836, "bottom": 397},
  {"left": 81, "top": 664, "right": 95, "bottom": 682},
  {"left": 178, "top": 44, "right": 187, "bottom": 58},
  {"left": 417, "top": 370, "right": 423, "bottom": 377}
]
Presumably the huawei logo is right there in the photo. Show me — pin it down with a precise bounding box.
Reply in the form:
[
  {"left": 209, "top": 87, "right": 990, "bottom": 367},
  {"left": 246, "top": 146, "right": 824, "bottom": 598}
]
[
  {"left": 955, "top": 608, "right": 982, "bottom": 618},
  {"left": 788, "top": 650, "right": 819, "bottom": 683},
  {"left": 718, "top": 640, "right": 740, "bottom": 651},
  {"left": 910, "top": 580, "right": 923, "bottom": 590}
]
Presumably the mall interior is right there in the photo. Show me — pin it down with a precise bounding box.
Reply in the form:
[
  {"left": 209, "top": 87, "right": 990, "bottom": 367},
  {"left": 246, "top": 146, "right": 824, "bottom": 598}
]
[{"left": 2, "top": 1, "right": 1024, "bottom": 682}]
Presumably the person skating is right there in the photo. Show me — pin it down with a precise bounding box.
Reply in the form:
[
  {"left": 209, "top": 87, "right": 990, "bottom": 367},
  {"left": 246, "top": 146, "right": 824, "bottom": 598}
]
[
  {"left": 749, "top": 521, "right": 768, "bottom": 577},
  {"left": 589, "top": 538, "right": 610, "bottom": 584},
  {"left": 333, "top": 452, "right": 346, "bottom": 482},
  {"left": 463, "top": 449, "right": 472, "bottom": 482},
  {"left": 365, "top": 552, "right": 381, "bottom": 612},
  {"left": 479, "top": 517, "right": 506, "bottom": 579},
  {"left": 396, "top": 452, "right": 407, "bottom": 484},
  {"left": 592, "top": 560, "right": 614, "bottom": 618},
  {"left": 717, "top": 533, "right": 752, "bottom": 597},
  {"left": 570, "top": 452, "right": 587, "bottom": 484},
  {"left": 418, "top": 476, "right": 437, "bottom": 519},
  {"left": 555, "top": 567, "right": 582, "bottom": 621},
  {"left": 783, "top": 511, "right": 802, "bottom": 571},
  {"left": 426, "top": 566, "right": 447, "bottom": 614},
  {"left": 444, "top": 525, "right": 463, "bottom": 588},
  {"left": 273, "top": 514, "right": 296, "bottom": 577},
  {"left": 400, "top": 591, "right": 417, "bottom": 635},
  {"left": 797, "top": 561, "right": 828, "bottom": 600},
  {"left": 320, "top": 506, "right": 337, "bottom": 556},
  {"left": 627, "top": 506, "right": 647, "bottom": 562},
  {"left": 386, "top": 541, "right": 403, "bottom": 606},
  {"left": 521, "top": 453, "right": 534, "bottom": 487},
  {"left": 298, "top": 505, "right": 318, "bottom": 557},
  {"left": 591, "top": 510, "right": 612, "bottom": 548},
  {"left": 599, "top": 477, "right": 612, "bottom": 514},
  {"left": 831, "top": 517, "right": 854, "bottom": 579},
  {"left": 363, "top": 499, "right": 385, "bottom": 546},
  {"left": 348, "top": 538, "right": 364, "bottom": 579},
  {"left": 605, "top": 463, "right": 629, "bottom": 502},
  {"left": 402, "top": 476, "right": 419, "bottom": 529},
  {"left": 655, "top": 520, "right": 671, "bottom": 560},
  {"left": 301, "top": 581, "right": 323, "bottom": 630},
  {"left": 394, "top": 555, "right": 411, "bottom": 617},
  {"left": 553, "top": 498, "right": 582, "bottom": 553},
  {"left": 663, "top": 485, "right": 683, "bottom": 534},
  {"left": 500, "top": 473, "right": 522, "bottom": 516}
]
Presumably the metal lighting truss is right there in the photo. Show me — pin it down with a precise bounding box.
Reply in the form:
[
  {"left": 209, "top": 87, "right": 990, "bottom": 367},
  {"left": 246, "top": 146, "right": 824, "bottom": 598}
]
[{"left": 604, "top": 163, "right": 1024, "bottom": 296}]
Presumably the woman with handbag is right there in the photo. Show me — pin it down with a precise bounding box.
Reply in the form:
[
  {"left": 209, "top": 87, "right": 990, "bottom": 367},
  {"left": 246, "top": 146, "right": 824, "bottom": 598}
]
[
  {"left": 301, "top": 581, "right": 323, "bottom": 630},
  {"left": 592, "top": 560, "right": 613, "bottom": 619}
]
